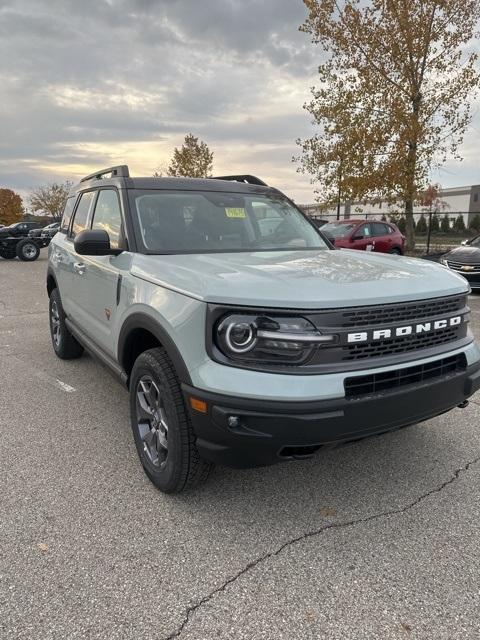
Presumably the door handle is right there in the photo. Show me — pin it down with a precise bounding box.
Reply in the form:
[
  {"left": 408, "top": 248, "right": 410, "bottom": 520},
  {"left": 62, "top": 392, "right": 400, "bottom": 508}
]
[{"left": 73, "top": 262, "right": 86, "bottom": 275}]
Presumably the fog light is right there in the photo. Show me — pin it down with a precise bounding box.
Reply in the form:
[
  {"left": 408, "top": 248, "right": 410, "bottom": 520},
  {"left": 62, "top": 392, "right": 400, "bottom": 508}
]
[{"left": 228, "top": 415, "right": 241, "bottom": 428}]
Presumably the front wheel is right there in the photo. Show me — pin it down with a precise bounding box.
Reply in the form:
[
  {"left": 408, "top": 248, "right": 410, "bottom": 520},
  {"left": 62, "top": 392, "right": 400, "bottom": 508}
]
[
  {"left": 16, "top": 239, "right": 40, "bottom": 261},
  {"left": 49, "top": 288, "right": 84, "bottom": 359},
  {"left": 130, "top": 348, "right": 212, "bottom": 493},
  {"left": 389, "top": 247, "right": 402, "bottom": 255}
]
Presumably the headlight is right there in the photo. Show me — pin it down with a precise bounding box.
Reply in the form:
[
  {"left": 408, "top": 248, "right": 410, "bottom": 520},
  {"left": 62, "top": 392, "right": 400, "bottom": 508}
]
[
  {"left": 440, "top": 258, "right": 448, "bottom": 266},
  {"left": 215, "top": 313, "right": 335, "bottom": 365}
]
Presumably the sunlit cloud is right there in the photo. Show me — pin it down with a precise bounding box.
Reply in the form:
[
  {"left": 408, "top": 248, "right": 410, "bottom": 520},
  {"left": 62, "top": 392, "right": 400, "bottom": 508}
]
[{"left": 0, "top": 0, "right": 478, "bottom": 206}]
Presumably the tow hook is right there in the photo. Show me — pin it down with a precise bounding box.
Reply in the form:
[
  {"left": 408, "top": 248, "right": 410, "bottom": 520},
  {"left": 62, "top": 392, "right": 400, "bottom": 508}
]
[{"left": 458, "top": 400, "right": 469, "bottom": 409}]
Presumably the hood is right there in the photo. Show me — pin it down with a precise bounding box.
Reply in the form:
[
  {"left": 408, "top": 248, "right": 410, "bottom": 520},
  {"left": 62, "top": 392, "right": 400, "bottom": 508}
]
[
  {"left": 131, "top": 249, "right": 469, "bottom": 309},
  {"left": 444, "top": 245, "right": 480, "bottom": 263}
]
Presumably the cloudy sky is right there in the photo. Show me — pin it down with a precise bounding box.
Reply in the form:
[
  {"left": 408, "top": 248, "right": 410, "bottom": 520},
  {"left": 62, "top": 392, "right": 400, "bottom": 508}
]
[{"left": 1, "top": 0, "right": 479, "bottom": 205}]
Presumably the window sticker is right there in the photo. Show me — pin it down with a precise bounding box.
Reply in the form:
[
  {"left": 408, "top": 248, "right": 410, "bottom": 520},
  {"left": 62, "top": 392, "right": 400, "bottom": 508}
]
[{"left": 225, "top": 207, "right": 246, "bottom": 218}]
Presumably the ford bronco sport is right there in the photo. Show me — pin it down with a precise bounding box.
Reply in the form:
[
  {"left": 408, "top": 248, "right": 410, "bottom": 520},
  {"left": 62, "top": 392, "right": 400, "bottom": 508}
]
[{"left": 47, "top": 166, "right": 480, "bottom": 493}]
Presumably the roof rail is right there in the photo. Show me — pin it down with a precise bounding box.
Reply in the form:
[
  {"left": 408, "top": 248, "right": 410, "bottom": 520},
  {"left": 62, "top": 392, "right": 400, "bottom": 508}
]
[
  {"left": 211, "top": 174, "right": 268, "bottom": 186},
  {"left": 80, "top": 165, "right": 130, "bottom": 183}
]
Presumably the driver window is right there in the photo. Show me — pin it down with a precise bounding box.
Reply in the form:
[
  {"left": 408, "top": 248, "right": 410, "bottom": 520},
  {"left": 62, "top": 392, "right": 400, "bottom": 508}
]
[{"left": 356, "top": 224, "right": 371, "bottom": 237}]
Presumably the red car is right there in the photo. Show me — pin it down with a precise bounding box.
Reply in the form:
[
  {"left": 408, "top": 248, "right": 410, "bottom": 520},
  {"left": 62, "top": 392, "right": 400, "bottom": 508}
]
[{"left": 321, "top": 219, "right": 405, "bottom": 254}]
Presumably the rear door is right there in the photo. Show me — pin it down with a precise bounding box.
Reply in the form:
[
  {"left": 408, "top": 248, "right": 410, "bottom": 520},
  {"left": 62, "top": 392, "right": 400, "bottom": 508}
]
[
  {"left": 371, "top": 222, "right": 393, "bottom": 252},
  {"left": 71, "top": 188, "right": 128, "bottom": 357}
]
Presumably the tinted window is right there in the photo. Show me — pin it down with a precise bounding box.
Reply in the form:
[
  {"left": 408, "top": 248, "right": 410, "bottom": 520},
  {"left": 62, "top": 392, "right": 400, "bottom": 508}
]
[
  {"left": 70, "top": 191, "right": 95, "bottom": 239},
  {"left": 60, "top": 196, "right": 76, "bottom": 233},
  {"left": 130, "top": 190, "right": 327, "bottom": 253},
  {"left": 91, "top": 190, "right": 122, "bottom": 249},
  {"left": 372, "top": 222, "right": 390, "bottom": 236}
]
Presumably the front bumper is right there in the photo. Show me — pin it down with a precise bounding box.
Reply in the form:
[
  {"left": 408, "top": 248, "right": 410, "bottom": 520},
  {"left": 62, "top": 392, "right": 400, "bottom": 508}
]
[{"left": 183, "top": 362, "right": 480, "bottom": 468}]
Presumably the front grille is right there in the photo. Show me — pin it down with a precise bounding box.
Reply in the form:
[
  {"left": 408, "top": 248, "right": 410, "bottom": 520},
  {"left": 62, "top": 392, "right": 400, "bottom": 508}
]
[
  {"left": 339, "top": 295, "right": 465, "bottom": 327},
  {"left": 343, "top": 327, "right": 459, "bottom": 361},
  {"left": 447, "top": 261, "right": 480, "bottom": 273},
  {"left": 344, "top": 353, "right": 466, "bottom": 398}
]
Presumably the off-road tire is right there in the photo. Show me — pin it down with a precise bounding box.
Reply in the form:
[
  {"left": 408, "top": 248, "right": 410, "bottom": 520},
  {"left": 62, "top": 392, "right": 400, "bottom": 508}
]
[
  {"left": 16, "top": 239, "right": 40, "bottom": 261},
  {"left": 130, "top": 347, "right": 212, "bottom": 493},
  {"left": 49, "top": 288, "right": 84, "bottom": 359},
  {"left": 0, "top": 249, "right": 16, "bottom": 259}
]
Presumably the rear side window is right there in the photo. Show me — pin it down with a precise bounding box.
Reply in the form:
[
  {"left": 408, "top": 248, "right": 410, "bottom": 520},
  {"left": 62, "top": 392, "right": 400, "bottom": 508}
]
[
  {"left": 91, "top": 189, "right": 122, "bottom": 249},
  {"left": 70, "top": 191, "right": 95, "bottom": 239},
  {"left": 372, "top": 222, "right": 390, "bottom": 236},
  {"left": 60, "top": 196, "right": 76, "bottom": 233}
]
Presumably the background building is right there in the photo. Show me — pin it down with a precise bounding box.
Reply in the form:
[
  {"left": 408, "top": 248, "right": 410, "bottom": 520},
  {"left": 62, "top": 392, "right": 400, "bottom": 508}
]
[{"left": 301, "top": 184, "right": 480, "bottom": 226}]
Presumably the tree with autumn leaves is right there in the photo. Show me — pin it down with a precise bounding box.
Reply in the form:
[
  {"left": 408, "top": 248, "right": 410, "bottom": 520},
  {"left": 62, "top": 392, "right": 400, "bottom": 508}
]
[
  {"left": 297, "top": 0, "right": 480, "bottom": 250},
  {"left": 166, "top": 134, "right": 214, "bottom": 178},
  {"left": 29, "top": 182, "right": 72, "bottom": 221},
  {"left": 0, "top": 188, "right": 24, "bottom": 226}
]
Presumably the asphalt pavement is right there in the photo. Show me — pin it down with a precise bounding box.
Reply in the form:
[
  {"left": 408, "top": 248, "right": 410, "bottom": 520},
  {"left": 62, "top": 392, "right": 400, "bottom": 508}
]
[{"left": 1, "top": 253, "right": 480, "bottom": 639}]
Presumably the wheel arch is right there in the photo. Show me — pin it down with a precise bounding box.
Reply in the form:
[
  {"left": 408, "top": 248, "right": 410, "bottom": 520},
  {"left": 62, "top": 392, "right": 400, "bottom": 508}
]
[
  {"left": 46, "top": 268, "right": 58, "bottom": 297},
  {"left": 118, "top": 313, "right": 192, "bottom": 387}
]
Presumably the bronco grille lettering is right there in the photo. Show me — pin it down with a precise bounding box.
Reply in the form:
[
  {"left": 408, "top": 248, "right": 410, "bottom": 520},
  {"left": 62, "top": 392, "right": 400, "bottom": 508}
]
[{"left": 347, "top": 315, "right": 464, "bottom": 344}]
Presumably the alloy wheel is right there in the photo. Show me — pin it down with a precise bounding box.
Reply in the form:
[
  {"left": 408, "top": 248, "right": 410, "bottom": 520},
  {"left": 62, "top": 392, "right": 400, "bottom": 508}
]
[
  {"left": 136, "top": 376, "right": 169, "bottom": 468},
  {"left": 51, "top": 300, "right": 61, "bottom": 347}
]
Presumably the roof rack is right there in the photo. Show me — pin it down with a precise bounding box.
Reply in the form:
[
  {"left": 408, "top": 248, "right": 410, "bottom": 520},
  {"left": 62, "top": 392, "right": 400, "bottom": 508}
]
[
  {"left": 80, "top": 165, "right": 130, "bottom": 183},
  {"left": 211, "top": 175, "right": 268, "bottom": 186}
]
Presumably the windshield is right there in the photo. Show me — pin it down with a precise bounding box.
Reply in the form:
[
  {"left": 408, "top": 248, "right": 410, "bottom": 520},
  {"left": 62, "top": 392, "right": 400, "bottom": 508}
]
[
  {"left": 129, "top": 190, "right": 328, "bottom": 254},
  {"left": 321, "top": 222, "right": 356, "bottom": 238},
  {"left": 469, "top": 235, "right": 480, "bottom": 247}
]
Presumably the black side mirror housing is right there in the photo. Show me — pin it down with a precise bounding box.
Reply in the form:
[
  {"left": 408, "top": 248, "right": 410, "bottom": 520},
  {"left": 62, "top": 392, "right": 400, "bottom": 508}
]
[{"left": 74, "top": 229, "right": 120, "bottom": 256}]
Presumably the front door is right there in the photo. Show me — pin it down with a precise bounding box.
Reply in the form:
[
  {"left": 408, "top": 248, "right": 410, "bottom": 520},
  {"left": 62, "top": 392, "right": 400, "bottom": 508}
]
[
  {"left": 351, "top": 223, "right": 374, "bottom": 251},
  {"left": 73, "top": 188, "right": 127, "bottom": 357},
  {"left": 55, "top": 190, "right": 96, "bottom": 316}
]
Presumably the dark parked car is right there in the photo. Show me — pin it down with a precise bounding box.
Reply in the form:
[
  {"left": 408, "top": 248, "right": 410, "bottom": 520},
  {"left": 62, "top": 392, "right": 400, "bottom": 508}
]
[
  {"left": 40, "top": 222, "right": 60, "bottom": 239},
  {"left": 29, "top": 222, "right": 59, "bottom": 238},
  {"left": 441, "top": 234, "right": 480, "bottom": 290},
  {"left": 0, "top": 221, "right": 41, "bottom": 238},
  {"left": 321, "top": 219, "right": 405, "bottom": 254}
]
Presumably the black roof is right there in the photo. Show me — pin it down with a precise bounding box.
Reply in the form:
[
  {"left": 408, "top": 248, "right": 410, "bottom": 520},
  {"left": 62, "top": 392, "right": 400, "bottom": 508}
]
[{"left": 72, "top": 166, "right": 279, "bottom": 195}]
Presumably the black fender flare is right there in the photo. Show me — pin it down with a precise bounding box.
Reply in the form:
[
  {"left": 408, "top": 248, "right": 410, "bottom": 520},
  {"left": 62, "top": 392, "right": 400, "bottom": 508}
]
[
  {"left": 118, "top": 313, "right": 192, "bottom": 385},
  {"left": 46, "top": 267, "right": 58, "bottom": 296}
]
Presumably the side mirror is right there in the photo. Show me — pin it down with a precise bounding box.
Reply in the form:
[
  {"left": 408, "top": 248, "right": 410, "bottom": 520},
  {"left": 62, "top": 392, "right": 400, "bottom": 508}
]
[
  {"left": 461, "top": 239, "right": 469, "bottom": 246},
  {"left": 74, "top": 229, "right": 118, "bottom": 256}
]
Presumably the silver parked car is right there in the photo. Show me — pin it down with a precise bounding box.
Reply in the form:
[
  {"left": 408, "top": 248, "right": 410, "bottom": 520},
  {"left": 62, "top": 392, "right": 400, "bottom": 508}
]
[{"left": 47, "top": 165, "right": 480, "bottom": 493}]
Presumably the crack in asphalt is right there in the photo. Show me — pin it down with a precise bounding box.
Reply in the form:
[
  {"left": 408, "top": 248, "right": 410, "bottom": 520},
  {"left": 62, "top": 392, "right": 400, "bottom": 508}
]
[{"left": 164, "top": 456, "right": 480, "bottom": 639}]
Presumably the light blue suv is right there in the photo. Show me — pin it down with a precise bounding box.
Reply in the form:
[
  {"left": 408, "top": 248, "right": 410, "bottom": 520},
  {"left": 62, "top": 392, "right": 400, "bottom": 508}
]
[{"left": 47, "top": 165, "right": 480, "bottom": 493}]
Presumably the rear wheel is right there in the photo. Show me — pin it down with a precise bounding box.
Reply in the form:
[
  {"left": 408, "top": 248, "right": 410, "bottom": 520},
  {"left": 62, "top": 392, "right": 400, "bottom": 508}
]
[
  {"left": 49, "top": 288, "right": 84, "bottom": 359},
  {"left": 0, "top": 249, "right": 16, "bottom": 259},
  {"left": 16, "top": 239, "right": 40, "bottom": 261},
  {"left": 130, "top": 348, "right": 212, "bottom": 493}
]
